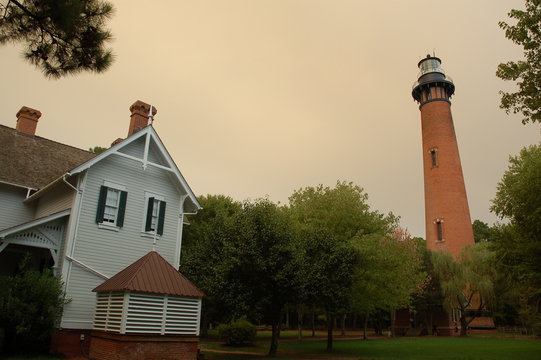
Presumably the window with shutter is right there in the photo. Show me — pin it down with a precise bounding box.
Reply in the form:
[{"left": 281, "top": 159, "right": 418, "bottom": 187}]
[
  {"left": 143, "top": 192, "right": 166, "bottom": 236},
  {"left": 96, "top": 182, "right": 127, "bottom": 229}
]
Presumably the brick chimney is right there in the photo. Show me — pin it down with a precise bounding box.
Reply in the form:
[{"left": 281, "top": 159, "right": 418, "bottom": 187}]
[
  {"left": 16, "top": 106, "right": 42, "bottom": 136},
  {"left": 128, "top": 100, "right": 157, "bottom": 137}
]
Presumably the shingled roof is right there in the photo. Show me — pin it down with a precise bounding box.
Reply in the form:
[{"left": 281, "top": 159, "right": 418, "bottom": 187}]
[
  {"left": 0, "top": 125, "right": 95, "bottom": 189},
  {"left": 93, "top": 251, "right": 205, "bottom": 298}
]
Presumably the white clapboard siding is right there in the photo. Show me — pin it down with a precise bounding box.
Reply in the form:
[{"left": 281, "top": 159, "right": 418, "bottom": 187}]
[
  {"left": 64, "top": 147, "right": 184, "bottom": 327},
  {"left": 35, "top": 185, "right": 74, "bottom": 219},
  {"left": 0, "top": 184, "right": 35, "bottom": 230}
]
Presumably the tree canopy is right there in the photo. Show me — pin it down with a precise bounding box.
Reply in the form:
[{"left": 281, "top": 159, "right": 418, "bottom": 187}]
[
  {"left": 288, "top": 181, "right": 398, "bottom": 348},
  {"left": 431, "top": 243, "right": 497, "bottom": 336},
  {"left": 180, "top": 196, "right": 300, "bottom": 357},
  {"left": 351, "top": 234, "right": 426, "bottom": 337},
  {"left": 0, "top": 0, "right": 114, "bottom": 78},
  {"left": 497, "top": 0, "right": 541, "bottom": 124},
  {"left": 490, "top": 144, "right": 541, "bottom": 334}
]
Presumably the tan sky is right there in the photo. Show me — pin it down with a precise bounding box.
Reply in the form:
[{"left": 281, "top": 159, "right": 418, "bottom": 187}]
[{"left": 0, "top": 0, "right": 538, "bottom": 237}]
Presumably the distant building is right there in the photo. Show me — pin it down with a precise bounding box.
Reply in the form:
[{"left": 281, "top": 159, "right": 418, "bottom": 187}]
[{"left": 0, "top": 101, "right": 204, "bottom": 359}]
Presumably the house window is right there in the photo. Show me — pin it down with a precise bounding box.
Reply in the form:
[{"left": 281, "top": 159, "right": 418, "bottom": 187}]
[
  {"left": 435, "top": 218, "right": 444, "bottom": 241},
  {"left": 144, "top": 193, "right": 166, "bottom": 236},
  {"left": 429, "top": 147, "right": 438, "bottom": 168},
  {"left": 96, "top": 183, "right": 127, "bottom": 228}
]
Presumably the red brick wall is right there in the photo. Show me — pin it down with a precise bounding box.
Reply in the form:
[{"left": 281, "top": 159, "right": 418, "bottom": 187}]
[
  {"left": 89, "top": 331, "right": 199, "bottom": 360},
  {"left": 50, "top": 329, "right": 92, "bottom": 357},
  {"left": 420, "top": 99, "right": 475, "bottom": 258}
]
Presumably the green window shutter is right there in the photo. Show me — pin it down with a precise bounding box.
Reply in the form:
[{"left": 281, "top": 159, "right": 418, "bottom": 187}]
[
  {"left": 157, "top": 201, "right": 166, "bottom": 235},
  {"left": 96, "top": 186, "right": 108, "bottom": 223},
  {"left": 116, "top": 191, "right": 128, "bottom": 227},
  {"left": 145, "top": 197, "right": 155, "bottom": 232}
]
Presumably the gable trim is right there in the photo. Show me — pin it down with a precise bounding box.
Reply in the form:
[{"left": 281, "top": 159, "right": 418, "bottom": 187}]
[
  {"left": 0, "top": 179, "right": 37, "bottom": 192},
  {"left": 68, "top": 126, "right": 200, "bottom": 213},
  {"left": 0, "top": 209, "right": 70, "bottom": 238}
]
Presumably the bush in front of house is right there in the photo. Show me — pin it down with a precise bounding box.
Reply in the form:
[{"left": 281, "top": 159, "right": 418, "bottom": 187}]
[
  {"left": 0, "top": 261, "right": 65, "bottom": 354},
  {"left": 217, "top": 319, "right": 257, "bottom": 346}
]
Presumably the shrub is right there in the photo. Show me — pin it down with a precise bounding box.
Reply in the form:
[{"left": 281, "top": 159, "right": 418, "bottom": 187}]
[
  {"left": 217, "top": 319, "right": 257, "bottom": 346},
  {"left": 0, "top": 261, "right": 65, "bottom": 354}
]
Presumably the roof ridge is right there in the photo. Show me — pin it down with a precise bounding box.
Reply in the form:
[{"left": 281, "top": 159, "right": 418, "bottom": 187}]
[
  {"left": 93, "top": 251, "right": 204, "bottom": 298},
  {"left": 0, "top": 124, "right": 93, "bottom": 154}
]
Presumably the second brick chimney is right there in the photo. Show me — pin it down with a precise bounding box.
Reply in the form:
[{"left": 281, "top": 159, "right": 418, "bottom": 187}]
[
  {"left": 16, "top": 106, "right": 42, "bottom": 136},
  {"left": 128, "top": 100, "right": 157, "bottom": 137}
]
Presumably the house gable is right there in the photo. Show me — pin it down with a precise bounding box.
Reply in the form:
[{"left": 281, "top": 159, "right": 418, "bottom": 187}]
[{"left": 69, "top": 126, "right": 200, "bottom": 213}]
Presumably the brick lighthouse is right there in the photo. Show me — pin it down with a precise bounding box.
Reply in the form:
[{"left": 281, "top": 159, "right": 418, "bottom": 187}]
[
  {"left": 411, "top": 55, "right": 496, "bottom": 335},
  {"left": 412, "top": 55, "right": 475, "bottom": 257}
]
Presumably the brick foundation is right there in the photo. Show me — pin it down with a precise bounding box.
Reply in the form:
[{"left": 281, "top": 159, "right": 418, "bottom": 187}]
[
  {"left": 50, "top": 329, "right": 92, "bottom": 357},
  {"left": 89, "top": 331, "right": 199, "bottom": 360}
]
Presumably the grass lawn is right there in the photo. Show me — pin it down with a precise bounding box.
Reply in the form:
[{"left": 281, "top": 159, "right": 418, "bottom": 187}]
[
  {"left": 201, "top": 331, "right": 541, "bottom": 360},
  {"left": 3, "top": 332, "right": 539, "bottom": 360}
]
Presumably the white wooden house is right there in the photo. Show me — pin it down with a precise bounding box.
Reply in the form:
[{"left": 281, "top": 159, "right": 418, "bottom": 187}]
[{"left": 0, "top": 101, "right": 204, "bottom": 358}]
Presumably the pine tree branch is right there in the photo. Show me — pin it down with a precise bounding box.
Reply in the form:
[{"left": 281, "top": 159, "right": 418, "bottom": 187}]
[{"left": 10, "top": 0, "right": 71, "bottom": 46}]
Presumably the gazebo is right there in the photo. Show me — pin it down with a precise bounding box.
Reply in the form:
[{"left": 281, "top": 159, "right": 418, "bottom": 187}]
[{"left": 89, "top": 251, "right": 204, "bottom": 360}]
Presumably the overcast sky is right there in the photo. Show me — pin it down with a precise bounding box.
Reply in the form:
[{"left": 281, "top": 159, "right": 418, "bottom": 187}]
[{"left": 1, "top": 0, "right": 539, "bottom": 237}]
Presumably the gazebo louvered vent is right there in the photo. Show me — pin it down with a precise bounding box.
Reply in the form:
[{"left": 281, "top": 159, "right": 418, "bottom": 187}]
[{"left": 92, "top": 251, "right": 204, "bottom": 336}]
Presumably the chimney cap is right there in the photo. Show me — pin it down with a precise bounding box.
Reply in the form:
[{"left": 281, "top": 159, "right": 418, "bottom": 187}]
[
  {"left": 129, "top": 100, "right": 157, "bottom": 116},
  {"left": 16, "top": 106, "right": 42, "bottom": 120}
]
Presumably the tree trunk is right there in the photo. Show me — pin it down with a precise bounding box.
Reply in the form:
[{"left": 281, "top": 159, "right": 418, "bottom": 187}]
[
  {"left": 311, "top": 311, "right": 316, "bottom": 337},
  {"left": 427, "top": 307, "right": 433, "bottom": 336},
  {"left": 297, "top": 307, "right": 303, "bottom": 341},
  {"left": 201, "top": 317, "right": 209, "bottom": 337},
  {"left": 389, "top": 308, "right": 396, "bottom": 337},
  {"left": 340, "top": 314, "right": 346, "bottom": 336},
  {"left": 326, "top": 312, "right": 334, "bottom": 351},
  {"left": 268, "top": 315, "right": 282, "bottom": 357},
  {"left": 460, "top": 315, "right": 468, "bottom": 337},
  {"left": 285, "top": 310, "right": 290, "bottom": 329},
  {"left": 363, "top": 313, "right": 369, "bottom": 340}
]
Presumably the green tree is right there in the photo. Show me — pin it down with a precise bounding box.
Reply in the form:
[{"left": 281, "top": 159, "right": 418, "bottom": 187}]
[
  {"left": 182, "top": 197, "right": 300, "bottom": 357},
  {"left": 0, "top": 259, "right": 65, "bottom": 354},
  {"left": 297, "top": 229, "right": 356, "bottom": 350},
  {"left": 497, "top": 0, "right": 541, "bottom": 124},
  {"left": 0, "top": 0, "right": 114, "bottom": 78},
  {"left": 288, "top": 181, "right": 396, "bottom": 349},
  {"left": 490, "top": 144, "right": 541, "bottom": 334},
  {"left": 431, "top": 243, "right": 497, "bottom": 336},
  {"left": 288, "top": 181, "right": 395, "bottom": 243},
  {"left": 179, "top": 195, "right": 242, "bottom": 333},
  {"left": 472, "top": 220, "right": 496, "bottom": 243},
  {"left": 351, "top": 234, "right": 426, "bottom": 338},
  {"left": 410, "top": 244, "right": 445, "bottom": 335},
  {"left": 224, "top": 199, "right": 300, "bottom": 357}
]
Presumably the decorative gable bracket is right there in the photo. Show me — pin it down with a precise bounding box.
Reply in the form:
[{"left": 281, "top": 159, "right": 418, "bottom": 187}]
[{"left": 0, "top": 220, "right": 65, "bottom": 267}]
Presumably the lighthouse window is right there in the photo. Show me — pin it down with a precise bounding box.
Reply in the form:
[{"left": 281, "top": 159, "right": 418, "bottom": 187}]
[
  {"left": 436, "top": 220, "right": 443, "bottom": 241},
  {"left": 429, "top": 148, "right": 438, "bottom": 167}
]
